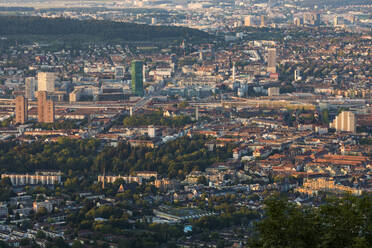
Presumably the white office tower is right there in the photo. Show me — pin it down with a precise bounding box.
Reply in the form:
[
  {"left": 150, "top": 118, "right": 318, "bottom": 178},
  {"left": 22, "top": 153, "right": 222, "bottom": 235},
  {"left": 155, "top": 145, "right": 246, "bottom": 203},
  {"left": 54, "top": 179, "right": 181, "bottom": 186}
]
[
  {"left": 330, "top": 111, "right": 356, "bottom": 133},
  {"left": 25, "top": 77, "right": 36, "bottom": 100},
  {"left": 37, "top": 72, "right": 56, "bottom": 92},
  {"left": 267, "top": 48, "right": 277, "bottom": 73}
]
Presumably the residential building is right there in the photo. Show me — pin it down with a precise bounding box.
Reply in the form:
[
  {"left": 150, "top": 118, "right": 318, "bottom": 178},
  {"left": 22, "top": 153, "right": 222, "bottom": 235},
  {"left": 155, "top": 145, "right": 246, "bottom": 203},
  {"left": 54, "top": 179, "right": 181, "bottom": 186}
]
[
  {"left": 37, "top": 91, "right": 55, "bottom": 123},
  {"left": 37, "top": 72, "right": 55, "bottom": 92},
  {"left": 25, "top": 77, "right": 36, "bottom": 100},
  {"left": 294, "top": 68, "right": 302, "bottom": 81},
  {"left": 15, "top": 95, "right": 28, "bottom": 124},
  {"left": 1, "top": 172, "right": 62, "bottom": 186},
  {"left": 330, "top": 111, "right": 356, "bottom": 133},
  {"left": 33, "top": 201, "right": 53, "bottom": 213},
  {"left": 148, "top": 125, "right": 156, "bottom": 138},
  {"left": 267, "top": 48, "right": 277, "bottom": 73},
  {"left": 260, "top": 15, "right": 266, "bottom": 27},
  {"left": 268, "top": 87, "right": 280, "bottom": 96},
  {"left": 244, "top": 15, "right": 253, "bottom": 27}
]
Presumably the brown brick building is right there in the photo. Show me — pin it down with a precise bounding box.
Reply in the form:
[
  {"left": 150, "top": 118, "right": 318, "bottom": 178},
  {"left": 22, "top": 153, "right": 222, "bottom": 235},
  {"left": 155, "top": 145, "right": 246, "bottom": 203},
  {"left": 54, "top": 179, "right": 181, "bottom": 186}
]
[
  {"left": 15, "top": 95, "right": 28, "bottom": 124},
  {"left": 37, "top": 91, "right": 55, "bottom": 123}
]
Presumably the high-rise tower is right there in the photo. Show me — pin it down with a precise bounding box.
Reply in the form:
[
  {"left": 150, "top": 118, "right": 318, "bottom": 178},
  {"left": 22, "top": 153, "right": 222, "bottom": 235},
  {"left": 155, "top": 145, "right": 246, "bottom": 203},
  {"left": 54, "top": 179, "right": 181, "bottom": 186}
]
[
  {"left": 15, "top": 95, "right": 28, "bottom": 124},
  {"left": 37, "top": 91, "right": 55, "bottom": 123},
  {"left": 25, "top": 77, "right": 36, "bottom": 100},
  {"left": 37, "top": 72, "right": 55, "bottom": 92},
  {"left": 131, "top": 60, "right": 144, "bottom": 96},
  {"left": 267, "top": 48, "right": 277, "bottom": 73},
  {"left": 330, "top": 111, "right": 355, "bottom": 133}
]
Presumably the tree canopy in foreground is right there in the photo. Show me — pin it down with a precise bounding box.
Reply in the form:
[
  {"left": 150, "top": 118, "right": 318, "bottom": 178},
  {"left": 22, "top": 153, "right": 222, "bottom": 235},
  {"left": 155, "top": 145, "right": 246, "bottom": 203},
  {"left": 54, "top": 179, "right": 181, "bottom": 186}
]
[{"left": 249, "top": 195, "right": 372, "bottom": 248}]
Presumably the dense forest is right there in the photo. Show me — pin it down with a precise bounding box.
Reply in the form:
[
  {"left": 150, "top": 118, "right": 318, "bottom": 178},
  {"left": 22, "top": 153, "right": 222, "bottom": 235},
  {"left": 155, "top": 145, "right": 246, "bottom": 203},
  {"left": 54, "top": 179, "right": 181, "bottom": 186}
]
[
  {"left": 299, "top": 0, "right": 372, "bottom": 8},
  {"left": 122, "top": 111, "right": 194, "bottom": 128},
  {"left": 249, "top": 195, "right": 372, "bottom": 248},
  {"left": 0, "top": 136, "right": 232, "bottom": 179},
  {"left": 0, "top": 16, "right": 210, "bottom": 42}
]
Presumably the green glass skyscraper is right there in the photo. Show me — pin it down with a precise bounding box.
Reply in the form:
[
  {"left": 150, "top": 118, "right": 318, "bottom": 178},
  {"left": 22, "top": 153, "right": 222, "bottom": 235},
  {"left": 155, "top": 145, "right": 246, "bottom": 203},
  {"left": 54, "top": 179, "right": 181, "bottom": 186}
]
[{"left": 131, "top": 60, "right": 144, "bottom": 96}]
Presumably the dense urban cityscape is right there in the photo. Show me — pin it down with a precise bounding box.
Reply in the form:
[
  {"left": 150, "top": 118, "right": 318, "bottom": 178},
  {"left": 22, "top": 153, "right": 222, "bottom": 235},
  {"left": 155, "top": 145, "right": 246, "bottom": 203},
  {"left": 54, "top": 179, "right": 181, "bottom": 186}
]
[{"left": 0, "top": 0, "right": 371, "bottom": 247}]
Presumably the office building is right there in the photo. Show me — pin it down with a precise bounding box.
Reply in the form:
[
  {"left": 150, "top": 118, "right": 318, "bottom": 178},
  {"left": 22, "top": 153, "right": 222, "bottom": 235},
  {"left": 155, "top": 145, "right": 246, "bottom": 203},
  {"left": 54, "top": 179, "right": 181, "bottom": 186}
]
[
  {"left": 37, "top": 91, "right": 55, "bottom": 123},
  {"left": 37, "top": 72, "right": 56, "bottom": 92},
  {"left": 131, "top": 60, "right": 144, "bottom": 96},
  {"left": 267, "top": 48, "right": 277, "bottom": 73},
  {"left": 25, "top": 77, "right": 36, "bottom": 100},
  {"left": 330, "top": 111, "right": 356, "bottom": 133},
  {"left": 15, "top": 95, "right": 28, "bottom": 124}
]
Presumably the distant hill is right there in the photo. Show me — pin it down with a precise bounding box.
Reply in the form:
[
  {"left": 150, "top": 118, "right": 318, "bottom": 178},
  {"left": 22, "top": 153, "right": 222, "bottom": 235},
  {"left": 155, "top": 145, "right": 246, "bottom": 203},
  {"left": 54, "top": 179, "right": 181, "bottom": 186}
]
[
  {"left": 299, "top": 0, "right": 371, "bottom": 7},
  {"left": 0, "top": 15, "right": 210, "bottom": 43}
]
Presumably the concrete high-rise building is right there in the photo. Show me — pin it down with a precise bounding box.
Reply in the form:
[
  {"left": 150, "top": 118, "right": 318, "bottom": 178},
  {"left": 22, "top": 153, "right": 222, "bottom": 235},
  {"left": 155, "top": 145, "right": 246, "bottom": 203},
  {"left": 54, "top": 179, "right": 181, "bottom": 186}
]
[
  {"left": 15, "top": 95, "right": 28, "bottom": 124},
  {"left": 131, "top": 60, "right": 144, "bottom": 96},
  {"left": 37, "top": 91, "right": 55, "bottom": 123},
  {"left": 330, "top": 111, "right": 356, "bottom": 133},
  {"left": 25, "top": 77, "right": 36, "bottom": 100},
  {"left": 260, "top": 15, "right": 266, "bottom": 27},
  {"left": 244, "top": 15, "right": 253, "bottom": 27},
  {"left": 37, "top": 72, "right": 56, "bottom": 92},
  {"left": 267, "top": 48, "right": 277, "bottom": 73}
]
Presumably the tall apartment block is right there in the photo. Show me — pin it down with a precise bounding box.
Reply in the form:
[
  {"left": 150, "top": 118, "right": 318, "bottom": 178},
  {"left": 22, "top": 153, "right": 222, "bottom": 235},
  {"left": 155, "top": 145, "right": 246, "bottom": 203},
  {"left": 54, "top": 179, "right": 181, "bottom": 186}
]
[
  {"left": 330, "top": 111, "right": 356, "bottom": 133},
  {"left": 37, "top": 91, "right": 55, "bottom": 123},
  {"left": 37, "top": 72, "right": 55, "bottom": 92},
  {"left": 267, "top": 48, "right": 277, "bottom": 73},
  {"left": 25, "top": 77, "right": 36, "bottom": 100},
  {"left": 15, "top": 95, "right": 28, "bottom": 124},
  {"left": 260, "top": 15, "right": 266, "bottom": 27},
  {"left": 244, "top": 15, "right": 253, "bottom": 27}
]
